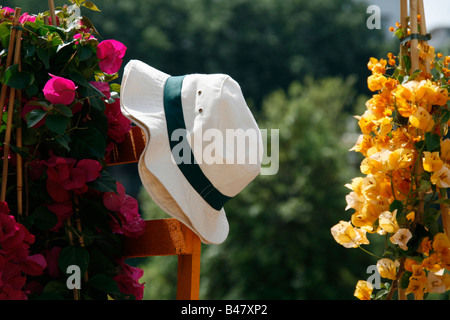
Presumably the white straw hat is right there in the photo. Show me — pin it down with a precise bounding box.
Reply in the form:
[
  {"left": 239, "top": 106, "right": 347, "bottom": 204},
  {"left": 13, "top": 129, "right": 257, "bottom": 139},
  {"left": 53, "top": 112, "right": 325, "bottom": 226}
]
[{"left": 120, "top": 60, "right": 262, "bottom": 244}]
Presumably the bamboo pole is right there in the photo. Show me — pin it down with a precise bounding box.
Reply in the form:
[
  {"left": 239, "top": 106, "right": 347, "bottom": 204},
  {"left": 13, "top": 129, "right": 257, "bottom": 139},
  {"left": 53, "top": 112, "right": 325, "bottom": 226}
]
[
  {"left": 1, "top": 9, "right": 22, "bottom": 202},
  {"left": 15, "top": 33, "right": 23, "bottom": 217},
  {"left": 417, "top": 0, "right": 431, "bottom": 75},
  {"left": 0, "top": 9, "right": 20, "bottom": 131},
  {"left": 48, "top": 0, "right": 57, "bottom": 26},
  {"left": 400, "top": 0, "right": 408, "bottom": 31},
  {"left": 397, "top": 3, "right": 408, "bottom": 300},
  {"left": 409, "top": 0, "right": 419, "bottom": 74}
]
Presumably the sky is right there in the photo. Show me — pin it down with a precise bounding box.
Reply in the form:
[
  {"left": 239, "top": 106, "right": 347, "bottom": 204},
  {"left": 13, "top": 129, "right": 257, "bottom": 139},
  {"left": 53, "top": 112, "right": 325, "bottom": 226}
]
[{"left": 362, "top": 0, "right": 450, "bottom": 30}]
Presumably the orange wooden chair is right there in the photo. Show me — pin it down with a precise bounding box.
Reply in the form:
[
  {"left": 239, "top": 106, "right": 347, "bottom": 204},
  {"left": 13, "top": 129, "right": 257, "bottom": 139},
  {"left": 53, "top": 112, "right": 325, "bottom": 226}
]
[{"left": 107, "top": 126, "right": 202, "bottom": 300}]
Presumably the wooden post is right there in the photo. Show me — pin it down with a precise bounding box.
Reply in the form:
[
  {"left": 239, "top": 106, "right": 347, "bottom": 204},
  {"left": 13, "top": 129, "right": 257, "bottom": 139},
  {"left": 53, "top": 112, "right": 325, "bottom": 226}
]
[
  {"left": 417, "top": 0, "right": 431, "bottom": 75},
  {"left": 48, "top": 0, "right": 57, "bottom": 26},
  {"left": 177, "top": 225, "right": 201, "bottom": 300},
  {"left": 409, "top": 0, "right": 419, "bottom": 74},
  {"left": 0, "top": 9, "right": 20, "bottom": 128},
  {"left": 1, "top": 9, "right": 22, "bottom": 202}
]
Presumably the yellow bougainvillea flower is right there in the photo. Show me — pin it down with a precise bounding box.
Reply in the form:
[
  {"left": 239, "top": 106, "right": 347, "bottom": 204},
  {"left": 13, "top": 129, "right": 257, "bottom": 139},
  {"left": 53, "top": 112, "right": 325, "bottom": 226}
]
[
  {"left": 377, "top": 258, "right": 400, "bottom": 280},
  {"left": 432, "top": 233, "right": 450, "bottom": 269},
  {"left": 392, "top": 81, "right": 418, "bottom": 117},
  {"left": 433, "top": 233, "right": 450, "bottom": 253},
  {"left": 367, "top": 57, "right": 387, "bottom": 74},
  {"left": 361, "top": 148, "right": 414, "bottom": 175},
  {"left": 440, "top": 139, "right": 450, "bottom": 164},
  {"left": 354, "top": 280, "right": 373, "bottom": 300},
  {"left": 404, "top": 258, "right": 420, "bottom": 272},
  {"left": 426, "top": 272, "right": 447, "bottom": 294},
  {"left": 368, "top": 73, "right": 388, "bottom": 92},
  {"left": 356, "top": 110, "right": 378, "bottom": 135},
  {"left": 417, "top": 237, "right": 432, "bottom": 256},
  {"left": 390, "top": 228, "right": 412, "bottom": 250},
  {"left": 430, "top": 165, "right": 450, "bottom": 188},
  {"left": 331, "top": 221, "right": 369, "bottom": 248},
  {"left": 409, "top": 106, "right": 435, "bottom": 132},
  {"left": 349, "top": 134, "right": 375, "bottom": 157},
  {"left": 418, "top": 43, "right": 436, "bottom": 64},
  {"left": 422, "top": 151, "right": 444, "bottom": 172},
  {"left": 406, "top": 211, "right": 415, "bottom": 221},
  {"left": 378, "top": 210, "right": 399, "bottom": 234},
  {"left": 377, "top": 117, "right": 392, "bottom": 136},
  {"left": 406, "top": 265, "right": 428, "bottom": 300},
  {"left": 421, "top": 254, "right": 442, "bottom": 273}
]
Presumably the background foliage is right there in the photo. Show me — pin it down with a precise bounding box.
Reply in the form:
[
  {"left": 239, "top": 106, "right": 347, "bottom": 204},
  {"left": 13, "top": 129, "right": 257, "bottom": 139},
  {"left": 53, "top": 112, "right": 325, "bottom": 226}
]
[{"left": 2, "top": 0, "right": 400, "bottom": 299}]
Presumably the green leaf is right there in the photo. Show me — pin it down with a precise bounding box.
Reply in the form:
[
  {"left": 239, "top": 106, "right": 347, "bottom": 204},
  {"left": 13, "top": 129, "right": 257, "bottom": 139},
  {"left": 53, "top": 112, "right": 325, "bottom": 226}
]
[
  {"left": 43, "top": 280, "right": 71, "bottom": 298},
  {"left": 54, "top": 134, "right": 71, "bottom": 152},
  {"left": 58, "top": 246, "right": 90, "bottom": 278},
  {"left": 0, "top": 23, "right": 10, "bottom": 48},
  {"left": 389, "top": 199, "right": 403, "bottom": 215},
  {"left": 77, "top": 44, "right": 94, "bottom": 61},
  {"left": 83, "top": 1, "right": 101, "bottom": 12},
  {"left": 88, "top": 95, "right": 105, "bottom": 111},
  {"left": 87, "top": 274, "right": 120, "bottom": 295},
  {"left": 36, "top": 47, "right": 50, "bottom": 69},
  {"left": 432, "top": 198, "right": 450, "bottom": 205},
  {"left": 400, "top": 271, "right": 412, "bottom": 289},
  {"left": 45, "top": 113, "right": 69, "bottom": 135},
  {"left": 71, "top": 126, "right": 106, "bottom": 158},
  {"left": 69, "top": 71, "right": 106, "bottom": 98},
  {"left": 425, "top": 132, "right": 440, "bottom": 152},
  {"left": 409, "top": 69, "right": 422, "bottom": 81},
  {"left": 87, "top": 170, "right": 118, "bottom": 193},
  {"left": 423, "top": 207, "right": 442, "bottom": 235},
  {"left": 4, "top": 64, "right": 33, "bottom": 89},
  {"left": 110, "top": 83, "right": 121, "bottom": 93},
  {"left": 53, "top": 104, "right": 73, "bottom": 117},
  {"left": 441, "top": 109, "right": 450, "bottom": 124},
  {"left": 26, "top": 108, "right": 47, "bottom": 128},
  {"left": 31, "top": 206, "right": 58, "bottom": 231}
]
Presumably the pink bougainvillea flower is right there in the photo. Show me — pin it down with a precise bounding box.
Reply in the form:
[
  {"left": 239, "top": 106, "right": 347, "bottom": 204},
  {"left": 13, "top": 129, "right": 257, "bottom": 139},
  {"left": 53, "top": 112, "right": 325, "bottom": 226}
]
[
  {"left": 0, "top": 201, "right": 41, "bottom": 300},
  {"left": 46, "top": 201, "right": 73, "bottom": 231},
  {"left": 89, "top": 81, "right": 111, "bottom": 99},
  {"left": 103, "top": 182, "right": 145, "bottom": 238},
  {"left": 76, "top": 159, "right": 103, "bottom": 182},
  {"left": 20, "top": 254, "right": 47, "bottom": 276},
  {"left": 45, "top": 153, "right": 102, "bottom": 202},
  {"left": 73, "top": 32, "right": 96, "bottom": 44},
  {"left": 18, "top": 12, "right": 36, "bottom": 24},
  {"left": 113, "top": 259, "right": 145, "bottom": 300},
  {"left": 97, "top": 39, "right": 127, "bottom": 74},
  {"left": 44, "top": 247, "right": 62, "bottom": 278},
  {"left": 43, "top": 74, "right": 77, "bottom": 105},
  {"left": 0, "top": 7, "right": 15, "bottom": 18},
  {"left": 104, "top": 99, "right": 131, "bottom": 143}
]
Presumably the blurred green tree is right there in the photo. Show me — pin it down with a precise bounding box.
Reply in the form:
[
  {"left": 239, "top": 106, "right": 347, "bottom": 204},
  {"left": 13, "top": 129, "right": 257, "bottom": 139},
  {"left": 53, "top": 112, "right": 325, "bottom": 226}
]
[
  {"left": 138, "top": 76, "right": 381, "bottom": 299},
  {"left": 2, "top": 0, "right": 386, "bottom": 108}
]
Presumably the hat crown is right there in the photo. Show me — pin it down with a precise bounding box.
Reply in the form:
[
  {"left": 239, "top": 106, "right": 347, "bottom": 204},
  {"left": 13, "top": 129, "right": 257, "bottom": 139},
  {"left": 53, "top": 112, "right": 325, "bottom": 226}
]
[{"left": 181, "top": 74, "right": 262, "bottom": 197}]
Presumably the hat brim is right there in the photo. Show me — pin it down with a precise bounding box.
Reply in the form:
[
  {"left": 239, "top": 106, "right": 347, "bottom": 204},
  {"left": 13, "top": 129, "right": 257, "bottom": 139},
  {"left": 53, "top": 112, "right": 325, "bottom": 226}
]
[{"left": 121, "top": 60, "right": 229, "bottom": 244}]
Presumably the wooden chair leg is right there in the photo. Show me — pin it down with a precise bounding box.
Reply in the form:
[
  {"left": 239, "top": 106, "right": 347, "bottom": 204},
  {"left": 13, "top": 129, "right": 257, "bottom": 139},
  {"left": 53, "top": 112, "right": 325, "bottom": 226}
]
[{"left": 176, "top": 228, "right": 201, "bottom": 300}]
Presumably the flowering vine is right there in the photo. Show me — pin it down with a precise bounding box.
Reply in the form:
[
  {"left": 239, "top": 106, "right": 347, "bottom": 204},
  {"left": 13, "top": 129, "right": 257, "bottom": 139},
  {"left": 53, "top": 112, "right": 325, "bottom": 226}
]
[
  {"left": 332, "top": 15, "right": 450, "bottom": 300},
  {"left": 0, "top": 1, "right": 145, "bottom": 300}
]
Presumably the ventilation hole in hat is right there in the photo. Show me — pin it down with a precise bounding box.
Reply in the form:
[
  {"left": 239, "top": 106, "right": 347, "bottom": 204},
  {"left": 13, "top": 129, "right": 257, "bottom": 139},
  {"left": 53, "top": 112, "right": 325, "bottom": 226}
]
[
  {"left": 198, "top": 90, "right": 202, "bottom": 95},
  {"left": 198, "top": 108, "right": 203, "bottom": 113}
]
